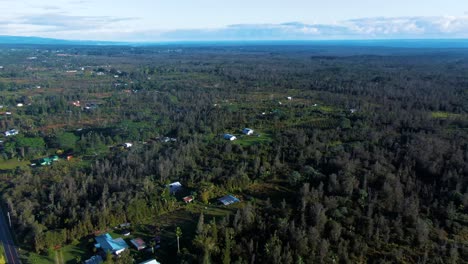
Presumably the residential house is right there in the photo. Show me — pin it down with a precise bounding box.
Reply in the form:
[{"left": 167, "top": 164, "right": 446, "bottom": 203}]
[
  {"left": 218, "top": 195, "right": 240, "bottom": 206},
  {"left": 130, "top": 238, "right": 146, "bottom": 251},
  {"left": 94, "top": 233, "right": 128, "bottom": 255},
  {"left": 4, "top": 129, "right": 18, "bottom": 136},
  {"left": 169, "top": 182, "right": 182, "bottom": 194},
  {"left": 242, "top": 128, "right": 254, "bottom": 135},
  {"left": 223, "top": 134, "right": 237, "bottom": 141},
  {"left": 139, "top": 259, "right": 161, "bottom": 264}
]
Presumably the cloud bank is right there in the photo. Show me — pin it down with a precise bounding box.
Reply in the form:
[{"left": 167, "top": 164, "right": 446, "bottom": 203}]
[
  {"left": 1, "top": 15, "right": 468, "bottom": 41},
  {"left": 157, "top": 16, "right": 468, "bottom": 41}
]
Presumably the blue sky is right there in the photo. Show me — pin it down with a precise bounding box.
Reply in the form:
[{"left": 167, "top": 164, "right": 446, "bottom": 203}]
[{"left": 1, "top": 0, "right": 468, "bottom": 41}]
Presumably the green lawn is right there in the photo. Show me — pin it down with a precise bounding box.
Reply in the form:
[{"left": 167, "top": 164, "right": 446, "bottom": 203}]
[
  {"left": 0, "top": 159, "right": 30, "bottom": 170},
  {"left": 234, "top": 132, "right": 273, "bottom": 146},
  {"left": 23, "top": 239, "right": 89, "bottom": 264}
]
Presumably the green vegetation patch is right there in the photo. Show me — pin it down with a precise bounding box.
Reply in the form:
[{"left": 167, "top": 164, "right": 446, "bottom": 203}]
[
  {"left": 431, "top": 111, "right": 462, "bottom": 119},
  {"left": 0, "top": 159, "right": 30, "bottom": 170}
]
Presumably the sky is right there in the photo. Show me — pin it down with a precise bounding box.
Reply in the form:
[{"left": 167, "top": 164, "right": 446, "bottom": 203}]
[{"left": 1, "top": 0, "right": 468, "bottom": 41}]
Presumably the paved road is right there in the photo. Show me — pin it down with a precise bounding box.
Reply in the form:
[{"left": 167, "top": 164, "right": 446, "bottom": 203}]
[{"left": 0, "top": 206, "right": 20, "bottom": 264}]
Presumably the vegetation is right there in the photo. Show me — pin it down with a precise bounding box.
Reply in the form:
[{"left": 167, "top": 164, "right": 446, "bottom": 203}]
[{"left": 0, "top": 44, "right": 467, "bottom": 263}]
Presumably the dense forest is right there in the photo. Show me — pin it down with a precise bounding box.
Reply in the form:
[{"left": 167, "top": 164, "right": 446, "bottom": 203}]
[{"left": 0, "top": 44, "right": 466, "bottom": 263}]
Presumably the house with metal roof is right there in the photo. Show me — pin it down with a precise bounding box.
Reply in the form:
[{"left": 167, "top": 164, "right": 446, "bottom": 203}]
[
  {"left": 218, "top": 195, "right": 240, "bottom": 206},
  {"left": 94, "top": 233, "right": 128, "bottom": 255}
]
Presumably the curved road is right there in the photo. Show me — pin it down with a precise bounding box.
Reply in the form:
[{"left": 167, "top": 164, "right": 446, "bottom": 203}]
[{"left": 0, "top": 206, "right": 20, "bottom": 264}]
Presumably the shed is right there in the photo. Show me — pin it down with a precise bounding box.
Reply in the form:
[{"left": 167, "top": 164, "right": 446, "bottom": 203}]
[
  {"left": 84, "top": 255, "right": 103, "bottom": 264},
  {"left": 183, "top": 196, "right": 194, "bottom": 203},
  {"left": 218, "top": 195, "right": 240, "bottom": 206}
]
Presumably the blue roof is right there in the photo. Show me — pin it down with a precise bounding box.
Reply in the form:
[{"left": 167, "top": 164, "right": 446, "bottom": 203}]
[
  {"left": 218, "top": 195, "right": 240, "bottom": 205},
  {"left": 85, "top": 255, "right": 103, "bottom": 264},
  {"left": 95, "top": 233, "right": 128, "bottom": 254}
]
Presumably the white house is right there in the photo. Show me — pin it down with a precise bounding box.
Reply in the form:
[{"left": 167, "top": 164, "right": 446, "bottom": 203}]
[
  {"left": 287, "top": 96, "right": 292, "bottom": 100},
  {"left": 123, "top": 143, "right": 133, "bottom": 148},
  {"left": 169, "top": 182, "right": 182, "bottom": 194},
  {"left": 4, "top": 129, "right": 18, "bottom": 136},
  {"left": 242, "top": 128, "right": 254, "bottom": 135},
  {"left": 223, "top": 134, "right": 237, "bottom": 141},
  {"left": 17, "top": 103, "right": 23, "bottom": 107}
]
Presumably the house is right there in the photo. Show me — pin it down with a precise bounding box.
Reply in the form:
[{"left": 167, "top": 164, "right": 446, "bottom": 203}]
[
  {"left": 4, "top": 129, "right": 18, "bottom": 136},
  {"left": 287, "top": 96, "right": 292, "bottom": 100},
  {"left": 350, "top": 108, "right": 357, "bottom": 114},
  {"left": 123, "top": 143, "right": 133, "bottom": 148},
  {"left": 218, "top": 195, "right": 240, "bottom": 206},
  {"left": 84, "top": 255, "right": 103, "bottom": 264},
  {"left": 168, "top": 182, "right": 182, "bottom": 194},
  {"left": 17, "top": 103, "right": 23, "bottom": 107},
  {"left": 223, "top": 134, "right": 237, "bottom": 141},
  {"left": 94, "top": 233, "right": 128, "bottom": 255},
  {"left": 183, "top": 196, "right": 194, "bottom": 203},
  {"left": 139, "top": 259, "right": 161, "bottom": 264},
  {"left": 39, "top": 157, "right": 52, "bottom": 166},
  {"left": 130, "top": 238, "right": 146, "bottom": 251},
  {"left": 242, "top": 128, "right": 254, "bottom": 136},
  {"left": 51, "top": 155, "right": 59, "bottom": 161}
]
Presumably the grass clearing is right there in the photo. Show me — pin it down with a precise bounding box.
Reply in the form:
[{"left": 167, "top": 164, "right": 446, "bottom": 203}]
[
  {"left": 0, "top": 159, "right": 30, "bottom": 170},
  {"left": 234, "top": 132, "right": 273, "bottom": 146},
  {"left": 431, "top": 111, "right": 462, "bottom": 119}
]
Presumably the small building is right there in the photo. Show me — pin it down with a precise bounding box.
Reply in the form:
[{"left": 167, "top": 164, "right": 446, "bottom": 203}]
[
  {"left": 95, "top": 233, "right": 128, "bottom": 255},
  {"left": 123, "top": 143, "right": 133, "bottom": 148},
  {"left": 168, "top": 182, "right": 182, "bottom": 194},
  {"left": 130, "top": 238, "right": 146, "bottom": 251},
  {"left": 242, "top": 128, "right": 254, "bottom": 135},
  {"left": 350, "top": 108, "right": 357, "bottom": 114},
  {"left": 121, "top": 229, "right": 131, "bottom": 236},
  {"left": 39, "top": 158, "right": 52, "bottom": 166},
  {"left": 51, "top": 155, "right": 59, "bottom": 161},
  {"left": 287, "top": 96, "right": 292, "bottom": 100},
  {"left": 17, "top": 103, "right": 23, "bottom": 107},
  {"left": 119, "top": 222, "right": 131, "bottom": 228},
  {"left": 4, "top": 129, "right": 18, "bottom": 136},
  {"left": 84, "top": 255, "right": 103, "bottom": 264},
  {"left": 139, "top": 259, "right": 161, "bottom": 264},
  {"left": 183, "top": 196, "right": 194, "bottom": 203},
  {"left": 218, "top": 195, "right": 240, "bottom": 206},
  {"left": 223, "top": 134, "right": 237, "bottom": 141}
]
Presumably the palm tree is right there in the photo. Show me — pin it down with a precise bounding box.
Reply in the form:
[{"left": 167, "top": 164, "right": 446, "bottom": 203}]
[{"left": 176, "top": 226, "right": 182, "bottom": 253}]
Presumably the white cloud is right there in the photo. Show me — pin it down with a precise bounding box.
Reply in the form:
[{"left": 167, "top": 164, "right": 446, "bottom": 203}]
[{"left": 1, "top": 14, "right": 468, "bottom": 41}]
